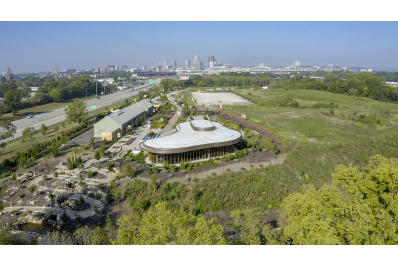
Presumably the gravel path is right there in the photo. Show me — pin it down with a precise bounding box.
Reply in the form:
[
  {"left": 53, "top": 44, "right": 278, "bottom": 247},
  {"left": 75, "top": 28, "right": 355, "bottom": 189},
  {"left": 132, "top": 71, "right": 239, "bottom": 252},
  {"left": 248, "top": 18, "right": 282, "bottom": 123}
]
[
  {"left": 1, "top": 162, "right": 113, "bottom": 220},
  {"left": 168, "top": 154, "right": 286, "bottom": 183},
  {"left": 2, "top": 193, "right": 104, "bottom": 219}
]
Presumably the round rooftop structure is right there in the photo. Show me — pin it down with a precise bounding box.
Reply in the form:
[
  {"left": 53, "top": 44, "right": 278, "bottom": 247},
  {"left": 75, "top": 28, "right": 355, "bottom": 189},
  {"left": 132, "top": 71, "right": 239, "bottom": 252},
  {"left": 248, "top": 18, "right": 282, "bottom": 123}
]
[
  {"left": 190, "top": 120, "right": 215, "bottom": 131},
  {"left": 140, "top": 120, "right": 242, "bottom": 157}
]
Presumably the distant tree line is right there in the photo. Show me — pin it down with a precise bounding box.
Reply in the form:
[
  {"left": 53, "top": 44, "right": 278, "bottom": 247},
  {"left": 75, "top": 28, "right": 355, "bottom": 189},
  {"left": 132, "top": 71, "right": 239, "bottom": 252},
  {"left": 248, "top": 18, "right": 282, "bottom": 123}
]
[
  {"left": 0, "top": 76, "right": 115, "bottom": 114},
  {"left": 272, "top": 72, "right": 398, "bottom": 103},
  {"left": 373, "top": 71, "right": 398, "bottom": 82},
  {"left": 159, "top": 73, "right": 272, "bottom": 92}
]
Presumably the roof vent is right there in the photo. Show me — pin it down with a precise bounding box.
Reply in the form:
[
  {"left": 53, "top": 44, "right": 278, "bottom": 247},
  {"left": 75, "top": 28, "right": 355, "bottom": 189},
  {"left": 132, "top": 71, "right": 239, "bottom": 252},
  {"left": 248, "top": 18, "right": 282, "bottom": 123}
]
[{"left": 190, "top": 120, "right": 215, "bottom": 131}]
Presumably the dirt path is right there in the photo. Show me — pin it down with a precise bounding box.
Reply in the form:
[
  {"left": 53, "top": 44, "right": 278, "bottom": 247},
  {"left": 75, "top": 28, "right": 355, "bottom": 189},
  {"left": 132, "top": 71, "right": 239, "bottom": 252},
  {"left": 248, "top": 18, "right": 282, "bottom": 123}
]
[
  {"left": 168, "top": 154, "right": 286, "bottom": 183},
  {"left": 136, "top": 153, "right": 287, "bottom": 183}
]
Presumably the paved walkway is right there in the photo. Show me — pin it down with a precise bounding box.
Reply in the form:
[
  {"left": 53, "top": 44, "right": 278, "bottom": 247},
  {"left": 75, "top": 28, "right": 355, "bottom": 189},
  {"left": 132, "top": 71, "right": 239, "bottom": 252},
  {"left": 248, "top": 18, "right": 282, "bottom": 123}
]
[{"left": 160, "top": 93, "right": 181, "bottom": 136}]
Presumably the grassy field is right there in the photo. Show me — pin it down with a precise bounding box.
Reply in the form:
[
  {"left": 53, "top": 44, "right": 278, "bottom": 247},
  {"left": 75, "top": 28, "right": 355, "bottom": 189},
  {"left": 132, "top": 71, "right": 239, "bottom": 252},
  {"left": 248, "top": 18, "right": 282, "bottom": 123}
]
[
  {"left": 183, "top": 93, "right": 195, "bottom": 106},
  {"left": 0, "top": 121, "right": 78, "bottom": 160},
  {"left": 185, "top": 88, "right": 398, "bottom": 212}
]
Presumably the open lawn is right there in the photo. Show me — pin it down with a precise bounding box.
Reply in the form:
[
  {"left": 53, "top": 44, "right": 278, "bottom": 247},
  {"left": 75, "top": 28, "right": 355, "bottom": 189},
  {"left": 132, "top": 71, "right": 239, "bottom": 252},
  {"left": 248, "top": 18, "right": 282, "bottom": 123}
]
[
  {"left": 187, "top": 88, "right": 398, "bottom": 212},
  {"left": 182, "top": 93, "right": 195, "bottom": 109},
  {"left": 0, "top": 121, "right": 78, "bottom": 160}
]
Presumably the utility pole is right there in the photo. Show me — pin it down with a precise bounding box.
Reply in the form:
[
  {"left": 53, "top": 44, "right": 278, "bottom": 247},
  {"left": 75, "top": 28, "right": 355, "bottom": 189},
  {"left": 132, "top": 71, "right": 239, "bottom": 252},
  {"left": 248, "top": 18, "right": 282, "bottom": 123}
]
[{"left": 96, "top": 80, "right": 98, "bottom": 97}]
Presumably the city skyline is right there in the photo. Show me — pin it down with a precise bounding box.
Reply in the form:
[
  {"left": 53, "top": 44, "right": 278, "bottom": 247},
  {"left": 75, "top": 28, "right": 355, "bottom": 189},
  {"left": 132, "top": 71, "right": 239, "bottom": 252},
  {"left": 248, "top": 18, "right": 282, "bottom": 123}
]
[{"left": 1, "top": 21, "right": 398, "bottom": 73}]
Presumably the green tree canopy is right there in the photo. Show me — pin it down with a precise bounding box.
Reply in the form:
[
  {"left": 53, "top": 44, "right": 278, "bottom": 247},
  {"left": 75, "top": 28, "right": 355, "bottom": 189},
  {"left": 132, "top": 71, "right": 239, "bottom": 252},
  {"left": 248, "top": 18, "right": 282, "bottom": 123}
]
[
  {"left": 22, "top": 126, "right": 34, "bottom": 141},
  {"left": 3, "top": 89, "right": 22, "bottom": 114},
  {"left": 65, "top": 99, "right": 87, "bottom": 124},
  {"left": 280, "top": 155, "right": 398, "bottom": 245},
  {"left": 113, "top": 202, "right": 226, "bottom": 245}
]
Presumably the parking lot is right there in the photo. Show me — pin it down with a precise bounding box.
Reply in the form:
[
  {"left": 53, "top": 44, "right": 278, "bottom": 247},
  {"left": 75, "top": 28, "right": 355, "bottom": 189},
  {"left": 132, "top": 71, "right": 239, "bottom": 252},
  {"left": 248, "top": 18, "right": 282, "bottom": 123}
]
[{"left": 192, "top": 92, "right": 253, "bottom": 106}]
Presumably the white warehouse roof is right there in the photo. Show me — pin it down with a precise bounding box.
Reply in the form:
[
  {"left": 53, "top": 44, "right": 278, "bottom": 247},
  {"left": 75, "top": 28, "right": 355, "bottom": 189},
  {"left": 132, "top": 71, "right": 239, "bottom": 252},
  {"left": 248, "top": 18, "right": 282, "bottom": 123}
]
[
  {"left": 107, "top": 99, "right": 153, "bottom": 126},
  {"left": 94, "top": 99, "right": 154, "bottom": 138}
]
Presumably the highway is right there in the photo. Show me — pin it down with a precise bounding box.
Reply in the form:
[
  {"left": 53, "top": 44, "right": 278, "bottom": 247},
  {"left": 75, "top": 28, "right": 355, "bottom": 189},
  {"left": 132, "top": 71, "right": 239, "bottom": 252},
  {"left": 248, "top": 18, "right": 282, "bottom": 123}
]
[{"left": 3, "top": 83, "right": 155, "bottom": 143}]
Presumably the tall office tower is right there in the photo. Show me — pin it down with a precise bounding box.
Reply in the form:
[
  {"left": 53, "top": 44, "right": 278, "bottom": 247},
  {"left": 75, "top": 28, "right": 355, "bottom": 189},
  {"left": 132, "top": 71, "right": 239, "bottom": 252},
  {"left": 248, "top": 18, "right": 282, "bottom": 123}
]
[
  {"left": 208, "top": 56, "right": 217, "bottom": 68},
  {"left": 173, "top": 60, "right": 177, "bottom": 69},
  {"left": 53, "top": 65, "right": 58, "bottom": 78},
  {"left": 193, "top": 55, "right": 201, "bottom": 70},
  {"left": 185, "top": 59, "right": 191, "bottom": 69},
  {"left": 6, "top": 67, "right": 14, "bottom": 80}
]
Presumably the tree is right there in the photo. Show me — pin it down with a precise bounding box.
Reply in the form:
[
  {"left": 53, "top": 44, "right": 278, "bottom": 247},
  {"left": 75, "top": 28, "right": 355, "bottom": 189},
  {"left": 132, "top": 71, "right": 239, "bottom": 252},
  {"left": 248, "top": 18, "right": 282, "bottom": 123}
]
[
  {"left": 22, "top": 127, "right": 34, "bottom": 141},
  {"left": 279, "top": 155, "right": 398, "bottom": 245},
  {"left": 109, "top": 181, "right": 121, "bottom": 204},
  {"left": 49, "top": 87, "right": 65, "bottom": 102},
  {"left": 0, "top": 142, "right": 5, "bottom": 159},
  {"left": 65, "top": 99, "right": 87, "bottom": 124},
  {"left": 73, "top": 226, "right": 110, "bottom": 245},
  {"left": 230, "top": 209, "right": 266, "bottom": 245},
  {"left": 3, "top": 89, "right": 22, "bottom": 115},
  {"left": 122, "top": 163, "right": 137, "bottom": 178},
  {"left": 40, "top": 124, "right": 48, "bottom": 135},
  {"left": 0, "top": 124, "right": 15, "bottom": 141},
  {"left": 113, "top": 202, "right": 226, "bottom": 245}
]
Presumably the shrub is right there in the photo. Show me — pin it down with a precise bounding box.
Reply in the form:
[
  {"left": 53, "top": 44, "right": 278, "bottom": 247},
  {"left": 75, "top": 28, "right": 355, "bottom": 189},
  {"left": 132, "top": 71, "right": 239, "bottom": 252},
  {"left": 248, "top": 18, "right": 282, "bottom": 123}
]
[
  {"left": 267, "top": 96, "right": 300, "bottom": 108},
  {"left": 106, "top": 161, "right": 114, "bottom": 171},
  {"left": 87, "top": 171, "right": 97, "bottom": 178},
  {"left": 261, "top": 138, "right": 277, "bottom": 152},
  {"left": 28, "top": 185, "right": 37, "bottom": 193},
  {"left": 121, "top": 163, "right": 137, "bottom": 178}
]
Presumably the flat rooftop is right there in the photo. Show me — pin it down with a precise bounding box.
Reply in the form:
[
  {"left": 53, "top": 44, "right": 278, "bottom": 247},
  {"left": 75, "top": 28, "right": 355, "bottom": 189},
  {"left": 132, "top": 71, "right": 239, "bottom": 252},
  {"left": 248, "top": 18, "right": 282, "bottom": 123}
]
[
  {"left": 140, "top": 120, "right": 242, "bottom": 154},
  {"left": 192, "top": 92, "right": 253, "bottom": 106}
]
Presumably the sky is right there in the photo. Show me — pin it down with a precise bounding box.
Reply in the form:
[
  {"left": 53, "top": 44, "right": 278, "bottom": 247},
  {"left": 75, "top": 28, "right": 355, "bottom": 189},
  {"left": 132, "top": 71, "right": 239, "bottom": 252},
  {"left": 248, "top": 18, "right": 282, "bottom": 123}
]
[{"left": 1, "top": 21, "right": 398, "bottom": 73}]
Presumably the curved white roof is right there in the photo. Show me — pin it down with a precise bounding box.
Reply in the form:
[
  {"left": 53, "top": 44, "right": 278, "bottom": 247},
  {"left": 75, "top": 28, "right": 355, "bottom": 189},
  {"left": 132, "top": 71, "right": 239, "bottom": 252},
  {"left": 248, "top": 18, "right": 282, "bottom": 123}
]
[{"left": 140, "top": 120, "right": 241, "bottom": 154}]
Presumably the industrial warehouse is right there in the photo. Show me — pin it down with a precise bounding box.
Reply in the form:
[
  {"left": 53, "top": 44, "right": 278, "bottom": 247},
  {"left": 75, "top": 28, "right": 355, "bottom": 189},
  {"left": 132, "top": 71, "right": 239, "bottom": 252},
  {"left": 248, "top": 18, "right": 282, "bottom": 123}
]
[
  {"left": 94, "top": 99, "right": 154, "bottom": 141},
  {"left": 140, "top": 120, "right": 242, "bottom": 164}
]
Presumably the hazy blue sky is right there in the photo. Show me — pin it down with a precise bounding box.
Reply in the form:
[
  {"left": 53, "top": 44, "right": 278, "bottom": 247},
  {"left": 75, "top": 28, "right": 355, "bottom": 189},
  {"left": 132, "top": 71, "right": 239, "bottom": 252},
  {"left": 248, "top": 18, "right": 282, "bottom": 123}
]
[{"left": 1, "top": 21, "right": 398, "bottom": 73}]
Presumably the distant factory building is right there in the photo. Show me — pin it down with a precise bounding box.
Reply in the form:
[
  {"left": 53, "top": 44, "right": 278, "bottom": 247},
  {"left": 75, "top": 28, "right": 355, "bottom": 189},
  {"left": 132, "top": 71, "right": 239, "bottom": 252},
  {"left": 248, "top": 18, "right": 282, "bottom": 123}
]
[
  {"left": 140, "top": 120, "right": 242, "bottom": 164},
  {"left": 386, "top": 82, "right": 398, "bottom": 88},
  {"left": 94, "top": 99, "right": 154, "bottom": 141}
]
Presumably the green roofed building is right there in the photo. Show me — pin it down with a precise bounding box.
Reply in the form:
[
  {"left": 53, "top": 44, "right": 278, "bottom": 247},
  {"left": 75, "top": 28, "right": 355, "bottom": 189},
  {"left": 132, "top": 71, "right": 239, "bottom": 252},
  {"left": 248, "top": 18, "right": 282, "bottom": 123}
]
[{"left": 94, "top": 99, "right": 154, "bottom": 141}]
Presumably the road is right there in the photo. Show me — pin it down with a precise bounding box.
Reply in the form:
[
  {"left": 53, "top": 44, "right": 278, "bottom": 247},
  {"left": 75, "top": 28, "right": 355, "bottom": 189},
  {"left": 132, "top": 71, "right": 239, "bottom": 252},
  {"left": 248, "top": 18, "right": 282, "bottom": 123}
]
[{"left": 3, "top": 83, "right": 155, "bottom": 143}]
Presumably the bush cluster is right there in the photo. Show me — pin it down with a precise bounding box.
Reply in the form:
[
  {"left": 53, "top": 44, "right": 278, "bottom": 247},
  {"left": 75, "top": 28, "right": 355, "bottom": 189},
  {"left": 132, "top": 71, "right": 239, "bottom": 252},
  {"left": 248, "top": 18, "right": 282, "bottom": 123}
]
[{"left": 0, "top": 123, "right": 89, "bottom": 173}]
